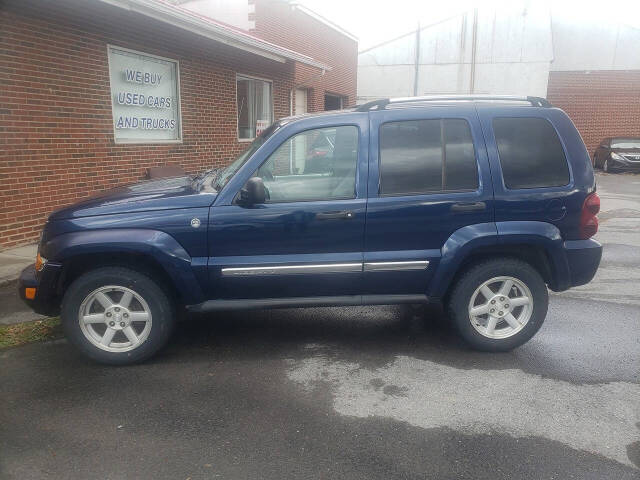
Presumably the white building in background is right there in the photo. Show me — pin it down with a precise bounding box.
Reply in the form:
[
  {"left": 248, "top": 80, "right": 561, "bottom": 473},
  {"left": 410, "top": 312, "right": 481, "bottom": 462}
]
[
  {"left": 551, "top": 8, "right": 640, "bottom": 72},
  {"left": 357, "top": 1, "right": 640, "bottom": 102}
]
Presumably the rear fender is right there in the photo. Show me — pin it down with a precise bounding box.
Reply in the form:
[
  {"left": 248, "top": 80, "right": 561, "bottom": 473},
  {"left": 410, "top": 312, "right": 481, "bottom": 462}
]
[
  {"left": 496, "top": 221, "right": 570, "bottom": 291},
  {"left": 429, "top": 223, "right": 499, "bottom": 299},
  {"left": 430, "top": 221, "right": 570, "bottom": 298}
]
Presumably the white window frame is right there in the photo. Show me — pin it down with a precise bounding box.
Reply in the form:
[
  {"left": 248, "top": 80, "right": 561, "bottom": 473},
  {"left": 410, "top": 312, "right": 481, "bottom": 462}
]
[
  {"left": 236, "top": 73, "right": 274, "bottom": 142},
  {"left": 107, "top": 44, "right": 183, "bottom": 145}
]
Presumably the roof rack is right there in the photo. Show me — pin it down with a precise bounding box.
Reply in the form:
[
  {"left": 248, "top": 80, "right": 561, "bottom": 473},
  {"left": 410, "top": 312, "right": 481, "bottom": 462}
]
[{"left": 355, "top": 95, "right": 552, "bottom": 112}]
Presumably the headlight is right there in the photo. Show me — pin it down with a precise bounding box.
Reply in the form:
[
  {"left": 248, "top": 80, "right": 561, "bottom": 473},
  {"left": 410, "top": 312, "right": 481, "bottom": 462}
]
[
  {"left": 35, "top": 252, "right": 47, "bottom": 272},
  {"left": 611, "top": 152, "right": 625, "bottom": 161}
]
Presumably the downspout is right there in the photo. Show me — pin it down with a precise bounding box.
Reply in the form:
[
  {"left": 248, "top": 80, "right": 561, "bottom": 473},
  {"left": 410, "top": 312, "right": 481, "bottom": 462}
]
[
  {"left": 469, "top": 7, "right": 478, "bottom": 94},
  {"left": 290, "top": 88, "right": 294, "bottom": 116},
  {"left": 413, "top": 22, "right": 421, "bottom": 96}
]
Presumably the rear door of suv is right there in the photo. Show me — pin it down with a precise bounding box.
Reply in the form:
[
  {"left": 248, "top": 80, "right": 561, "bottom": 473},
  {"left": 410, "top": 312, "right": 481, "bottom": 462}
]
[
  {"left": 364, "top": 105, "right": 494, "bottom": 298},
  {"left": 476, "top": 106, "right": 586, "bottom": 240}
]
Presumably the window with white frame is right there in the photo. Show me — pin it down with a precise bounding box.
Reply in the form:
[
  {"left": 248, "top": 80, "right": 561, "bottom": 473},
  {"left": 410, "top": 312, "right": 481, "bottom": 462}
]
[{"left": 237, "top": 75, "right": 273, "bottom": 140}]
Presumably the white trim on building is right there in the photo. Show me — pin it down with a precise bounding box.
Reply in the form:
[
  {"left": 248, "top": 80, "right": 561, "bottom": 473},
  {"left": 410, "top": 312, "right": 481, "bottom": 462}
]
[
  {"left": 98, "top": 0, "right": 331, "bottom": 70},
  {"left": 290, "top": 3, "right": 358, "bottom": 42}
]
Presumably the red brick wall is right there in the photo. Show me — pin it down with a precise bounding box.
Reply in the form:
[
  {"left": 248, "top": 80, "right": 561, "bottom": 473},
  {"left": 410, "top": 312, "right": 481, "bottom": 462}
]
[
  {"left": 547, "top": 70, "right": 640, "bottom": 157},
  {"left": 0, "top": 0, "right": 296, "bottom": 250},
  {"left": 251, "top": 0, "right": 358, "bottom": 111}
]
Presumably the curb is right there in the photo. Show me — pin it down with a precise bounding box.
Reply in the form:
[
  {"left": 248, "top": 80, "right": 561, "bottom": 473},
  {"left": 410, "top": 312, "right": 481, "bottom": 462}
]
[{"left": 0, "top": 276, "right": 19, "bottom": 289}]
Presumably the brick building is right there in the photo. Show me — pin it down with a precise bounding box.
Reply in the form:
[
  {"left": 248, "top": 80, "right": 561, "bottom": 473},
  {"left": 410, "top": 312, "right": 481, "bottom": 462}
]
[
  {"left": 0, "top": 0, "right": 357, "bottom": 249},
  {"left": 250, "top": 1, "right": 358, "bottom": 112},
  {"left": 547, "top": 72, "right": 640, "bottom": 156}
]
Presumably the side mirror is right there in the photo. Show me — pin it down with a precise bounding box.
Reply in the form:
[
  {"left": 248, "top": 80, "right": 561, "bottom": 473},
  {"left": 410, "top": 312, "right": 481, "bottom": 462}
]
[{"left": 239, "top": 177, "right": 266, "bottom": 205}]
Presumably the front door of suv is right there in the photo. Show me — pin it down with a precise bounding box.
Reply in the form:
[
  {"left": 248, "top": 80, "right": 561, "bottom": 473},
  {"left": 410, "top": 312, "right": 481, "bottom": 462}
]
[
  {"left": 364, "top": 106, "right": 493, "bottom": 297},
  {"left": 208, "top": 115, "right": 369, "bottom": 300}
]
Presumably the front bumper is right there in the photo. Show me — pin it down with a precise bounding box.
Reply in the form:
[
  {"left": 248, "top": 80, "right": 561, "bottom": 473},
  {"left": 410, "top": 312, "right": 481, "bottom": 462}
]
[
  {"left": 608, "top": 157, "right": 640, "bottom": 171},
  {"left": 563, "top": 238, "right": 602, "bottom": 288},
  {"left": 18, "top": 263, "right": 62, "bottom": 316}
]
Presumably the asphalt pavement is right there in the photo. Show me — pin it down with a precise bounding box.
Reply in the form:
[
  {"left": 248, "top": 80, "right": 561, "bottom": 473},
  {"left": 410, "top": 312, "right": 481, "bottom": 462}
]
[{"left": 1, "top": 171, "right": 639, "bottom": 479}]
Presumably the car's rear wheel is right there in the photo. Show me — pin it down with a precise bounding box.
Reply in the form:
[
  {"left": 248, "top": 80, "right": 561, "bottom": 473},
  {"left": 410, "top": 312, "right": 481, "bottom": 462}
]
[
  {"left": 447, "top": 258, "right": 548, "bottom": 351},
  {"left": 61, "top": 267, "right": 175, "bottom": 365}
]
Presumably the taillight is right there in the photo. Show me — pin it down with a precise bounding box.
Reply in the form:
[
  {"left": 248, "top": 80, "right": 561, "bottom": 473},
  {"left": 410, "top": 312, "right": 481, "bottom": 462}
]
[{"left": 579, "top": 192, "right": 600, "bottom": 239}]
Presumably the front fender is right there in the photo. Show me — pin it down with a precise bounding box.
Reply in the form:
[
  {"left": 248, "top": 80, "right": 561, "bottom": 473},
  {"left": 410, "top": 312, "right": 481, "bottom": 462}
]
[{"left": 42, "top": 229, "right": 205, "bottom": 305}]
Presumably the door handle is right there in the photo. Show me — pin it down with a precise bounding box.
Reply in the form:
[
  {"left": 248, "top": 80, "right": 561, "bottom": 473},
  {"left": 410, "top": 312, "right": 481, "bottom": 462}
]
[
  {"left": 316, "top": 210, "right": 354, "bottom": 220},
  {"left": 450, "top": 202, "right": 486, "bottom": 213}
]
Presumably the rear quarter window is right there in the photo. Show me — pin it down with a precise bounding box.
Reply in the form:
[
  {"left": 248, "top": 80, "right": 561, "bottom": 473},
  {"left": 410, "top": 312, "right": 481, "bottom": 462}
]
[{"left": 493, "top": 117, "right": 570, "bottom": 189}]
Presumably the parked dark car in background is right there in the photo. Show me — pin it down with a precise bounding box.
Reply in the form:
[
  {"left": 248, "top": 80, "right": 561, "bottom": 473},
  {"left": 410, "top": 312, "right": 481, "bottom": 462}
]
[{"left": 593, "top": 137, "right": 640, "bottom": 172}]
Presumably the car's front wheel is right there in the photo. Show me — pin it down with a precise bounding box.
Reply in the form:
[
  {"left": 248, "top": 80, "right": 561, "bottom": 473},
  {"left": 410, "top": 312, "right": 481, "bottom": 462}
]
[
  {"left": 447, "top": 258, "right": 548, "bottom": 351},
  {"left": 61, "top": 267, "right": 175, "bottom": 365}
]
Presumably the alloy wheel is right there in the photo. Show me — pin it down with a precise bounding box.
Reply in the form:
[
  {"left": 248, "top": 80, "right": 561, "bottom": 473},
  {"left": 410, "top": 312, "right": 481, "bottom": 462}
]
[
  {"left": 468, "top": 276, "right": 533, "bottom": 339},
  {"left": 78, "top": 286, "right": 153, "bottom": 352}
]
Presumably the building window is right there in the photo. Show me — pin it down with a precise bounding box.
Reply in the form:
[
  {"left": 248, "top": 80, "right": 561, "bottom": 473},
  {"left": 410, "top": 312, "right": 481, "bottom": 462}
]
[
  {"left": 107, "top": 45, "right": 181, "bottom": 144},
  {"left": 324, "top": 93, "right": 344, "bottom": 111},
  {"left": 493, "top": 117, "right": 570, "bottom": 189},
  {"left": 237, "top": 75, "right": 273, "bottom": 140},
  {"left": 379, "top": 119, "right": 478, "bottom": 196}
]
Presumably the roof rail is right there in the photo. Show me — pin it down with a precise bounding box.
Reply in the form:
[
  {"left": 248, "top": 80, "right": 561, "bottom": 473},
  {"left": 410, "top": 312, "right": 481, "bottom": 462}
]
[{"left": 355, "top": 95, "right": 552, "bottom": 112}]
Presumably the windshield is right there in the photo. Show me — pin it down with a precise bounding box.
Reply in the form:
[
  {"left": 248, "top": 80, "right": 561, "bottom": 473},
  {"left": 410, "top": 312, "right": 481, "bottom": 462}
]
[
  {"left": 611, "top": 138, "right": 640, "bottom": 149},
  {"left": 210, "top": 123, "right": 280, "bottom": 191}
]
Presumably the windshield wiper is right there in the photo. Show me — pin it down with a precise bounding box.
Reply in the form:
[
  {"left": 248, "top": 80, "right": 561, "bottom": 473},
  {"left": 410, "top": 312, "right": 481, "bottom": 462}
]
[
  {"left": 192, "top": 167, "right": 221, "bottom": 190},
  {"left": 212, "top": 167, "right": 229, "bottom": 191}
]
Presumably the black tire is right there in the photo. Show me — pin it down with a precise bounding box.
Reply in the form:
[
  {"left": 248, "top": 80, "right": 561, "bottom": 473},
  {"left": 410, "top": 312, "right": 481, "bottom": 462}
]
[
  {"left": 446, "top": 258, "right": 548, "bottom": 352},
  {"left": 61, "top": 267, "right": 175, "bottom": 365}
]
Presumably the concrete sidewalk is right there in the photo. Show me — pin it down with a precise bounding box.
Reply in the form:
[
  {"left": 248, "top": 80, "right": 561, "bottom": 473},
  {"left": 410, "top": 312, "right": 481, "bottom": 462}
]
[
  {"left": 0, "top": 244, "right": 37, "bottom": 287},
  {"left": 0, "top": 244, "right": 46, "bottom": 326}
]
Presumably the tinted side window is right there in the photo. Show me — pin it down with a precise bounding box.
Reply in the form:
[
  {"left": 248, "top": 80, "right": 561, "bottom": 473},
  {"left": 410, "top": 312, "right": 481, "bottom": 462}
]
[
  {"left": 444, "top": 119, "right": 479, "bottom": 191},
  {"left": 379, "top": 119, "right": 478, "bottom": 196},
  {"left": 254, "top": 125, "right": 358, "bottom": 203},
  {"left": 493, "top": 117, "right": 569, "bottom": 189}
]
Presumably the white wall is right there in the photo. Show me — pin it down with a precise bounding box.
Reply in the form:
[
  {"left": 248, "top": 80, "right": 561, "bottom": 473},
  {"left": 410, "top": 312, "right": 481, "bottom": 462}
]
[
  {"left": 357, "top": 1, "right": 553, "bottom": 102},
  {"left": 175, "top": 0, "right": 254, "bottom": 30},
  {"left": 551, "top": 13, "right": 640, "bottom": 71}
]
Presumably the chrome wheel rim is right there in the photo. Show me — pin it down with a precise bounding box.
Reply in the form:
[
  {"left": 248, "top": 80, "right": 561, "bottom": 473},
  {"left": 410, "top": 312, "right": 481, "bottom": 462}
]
[
  {"left": 468, "top": 276, "right": 533, "bottom": 339},
  {"left": 78, "top": 286, "right": 152, "bottom": 352}
]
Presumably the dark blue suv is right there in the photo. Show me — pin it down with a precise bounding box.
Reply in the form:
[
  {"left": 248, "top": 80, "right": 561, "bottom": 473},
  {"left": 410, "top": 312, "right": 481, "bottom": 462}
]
[{"left": 19, "top": 95, "right": 602, "bottom": 364}]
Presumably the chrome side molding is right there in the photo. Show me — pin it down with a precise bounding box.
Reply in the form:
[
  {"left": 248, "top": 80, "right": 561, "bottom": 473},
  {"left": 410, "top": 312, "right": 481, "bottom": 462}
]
[
  {"left": 221, "top": 262, "right": 362, "bottom": 276},
  {"left": 364, "top": 260, "right": 429, "bottom": 271},
  {"left": 221, "top": 261, "right": 430, "bottom": 276}
]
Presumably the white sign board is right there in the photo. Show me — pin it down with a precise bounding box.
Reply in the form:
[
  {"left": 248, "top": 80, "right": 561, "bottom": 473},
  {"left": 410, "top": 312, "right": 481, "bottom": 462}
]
[{"left": 107, "top": 45, "right": 181, "bottom": 143}]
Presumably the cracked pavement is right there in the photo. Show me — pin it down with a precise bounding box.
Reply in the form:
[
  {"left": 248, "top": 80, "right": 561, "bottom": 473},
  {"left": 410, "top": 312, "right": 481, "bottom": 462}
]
[{"left": 1, "top": 172, "right": 639, "bottom": 479}]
